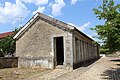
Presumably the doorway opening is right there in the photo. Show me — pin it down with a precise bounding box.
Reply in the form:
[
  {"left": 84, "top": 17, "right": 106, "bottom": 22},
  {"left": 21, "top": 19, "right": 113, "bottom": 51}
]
[{"left": 54, "top": 36, "right": 64, "bottom": 65}]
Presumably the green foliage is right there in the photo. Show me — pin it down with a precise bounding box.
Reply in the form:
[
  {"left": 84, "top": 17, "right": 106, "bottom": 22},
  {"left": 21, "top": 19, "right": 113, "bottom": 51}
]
[
  {"left": 92, "top": 0, "right": 120, "bottom": 52},
  {"left": 0, "top": 35, "right": 15, "bottom": 57},
  {"left": 100, "top": 48, "right": 109, "bottom": 54},
  {"left": 0, "top": 28, "right": 19, "bottom": 57},
  {"left": 99, "top": 46, "right": 109, "bottom": 54}
]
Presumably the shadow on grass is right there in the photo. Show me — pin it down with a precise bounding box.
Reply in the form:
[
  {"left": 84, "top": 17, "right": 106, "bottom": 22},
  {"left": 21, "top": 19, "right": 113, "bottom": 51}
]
[
  {"left": 101, "top": 58, "right": 120, "bottom": 80},
  {"left": 101, "top": 68, "right": 120, "bottom": 80},
  {"left": 116, "top": 64, "right": 120, "bottom": 66},
  {"left": 110, "top": 59, "right": 120, "bottom": 62}
]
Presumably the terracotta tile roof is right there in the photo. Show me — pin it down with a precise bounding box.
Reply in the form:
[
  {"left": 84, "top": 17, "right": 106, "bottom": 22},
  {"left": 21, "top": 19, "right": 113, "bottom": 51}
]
[{"left": 0, "top": 32, "right": 14, "bottom": 39}]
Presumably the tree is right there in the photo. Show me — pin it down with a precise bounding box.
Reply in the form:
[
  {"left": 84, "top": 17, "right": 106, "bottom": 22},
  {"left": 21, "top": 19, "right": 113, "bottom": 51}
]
[
  {"left": 0, "top": 35, "right": 15, "bottom": 57},
  {"left": 92, "top": 0, "right": 120, "bottom": 53},
  {"left": 0, "top": 28, "right": 19, "bottom": 57}
]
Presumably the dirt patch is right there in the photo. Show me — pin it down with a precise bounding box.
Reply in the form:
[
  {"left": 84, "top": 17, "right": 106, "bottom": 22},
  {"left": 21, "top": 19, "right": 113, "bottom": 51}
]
[{"left": 0, "top": 68, "right": 51, "bottom": 80}]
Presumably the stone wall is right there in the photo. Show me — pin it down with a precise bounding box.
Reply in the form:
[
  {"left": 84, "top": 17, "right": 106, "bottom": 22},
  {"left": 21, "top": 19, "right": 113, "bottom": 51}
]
[
  {"left": 16, "top": 18, "right": 73, "bottom": 69},
  {"left": 73, "top": 33, "right": 99, "bottom": 67},
  {"left": 18, "top": 57, "right": 54, "bottom": 69},
  {"left": 0, "top": 57, "right": 18, "bottom": 69}
]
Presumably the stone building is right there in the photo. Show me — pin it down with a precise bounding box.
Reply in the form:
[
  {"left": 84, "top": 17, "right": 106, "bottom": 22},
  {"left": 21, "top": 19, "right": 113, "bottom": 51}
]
[{"left": 14, "top": 12, "right": 99, "bottom": 70}]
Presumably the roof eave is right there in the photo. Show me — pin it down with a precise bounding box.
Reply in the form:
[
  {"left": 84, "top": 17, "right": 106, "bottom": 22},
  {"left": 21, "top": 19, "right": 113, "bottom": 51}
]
[
  {"left": 74, "top": 27, "right": 94, "bottom": 41},
  {"left": 13, "top": 13, "right": 39, "bottom": 39},
  {"left": 13, "top": 12, "right": 95, "bottom": 44}
]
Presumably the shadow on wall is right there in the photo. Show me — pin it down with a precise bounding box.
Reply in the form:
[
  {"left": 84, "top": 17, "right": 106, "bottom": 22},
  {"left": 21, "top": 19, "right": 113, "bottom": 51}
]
[
  {"left": 101, "top": 59, "right": 120, "bottom": 80},
  {"left": 73, "top": 57, "right": 101, "bottom": 69},
  {"left": 81, "top": 57, "right": 101, "bottom": 67}
]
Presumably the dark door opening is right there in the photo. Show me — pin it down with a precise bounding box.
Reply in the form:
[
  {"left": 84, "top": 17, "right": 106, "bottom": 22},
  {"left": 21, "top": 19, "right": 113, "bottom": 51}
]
[{"left": 55, "top": 37, "right": 64, "bottom": 65}]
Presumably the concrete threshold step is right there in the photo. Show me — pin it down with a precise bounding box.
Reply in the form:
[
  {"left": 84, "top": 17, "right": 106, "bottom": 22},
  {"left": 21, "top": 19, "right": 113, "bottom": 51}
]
[{"left": 55, "top": 65, "right": 64, "bottom": 69}]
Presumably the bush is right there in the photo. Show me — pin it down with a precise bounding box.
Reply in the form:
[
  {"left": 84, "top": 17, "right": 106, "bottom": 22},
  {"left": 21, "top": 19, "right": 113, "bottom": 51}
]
[{"left": 100, "top": 48, "right": 109, "bottom": 54}]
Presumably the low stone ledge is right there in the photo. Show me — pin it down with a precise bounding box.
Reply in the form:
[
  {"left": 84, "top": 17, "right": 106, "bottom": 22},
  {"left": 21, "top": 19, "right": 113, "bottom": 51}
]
[{"left": 0, "top": 57, "right": 18, "bottom": 69}]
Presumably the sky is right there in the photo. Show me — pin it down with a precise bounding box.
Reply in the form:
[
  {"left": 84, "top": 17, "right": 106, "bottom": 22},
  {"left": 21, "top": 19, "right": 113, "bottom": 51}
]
[{"left": 0, "top": 0, "right": 119, "bottom": 42}]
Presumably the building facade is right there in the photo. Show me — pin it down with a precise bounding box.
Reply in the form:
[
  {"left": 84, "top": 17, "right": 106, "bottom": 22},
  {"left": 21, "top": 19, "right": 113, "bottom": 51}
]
[{"left": 14, "top": 12, "right": 99, "bottom": 70}]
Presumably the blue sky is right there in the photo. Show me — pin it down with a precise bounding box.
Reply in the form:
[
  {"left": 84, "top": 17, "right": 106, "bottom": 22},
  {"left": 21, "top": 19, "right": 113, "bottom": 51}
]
[{"left": 0, "top": 0, "right": 119, "bottom": 41}]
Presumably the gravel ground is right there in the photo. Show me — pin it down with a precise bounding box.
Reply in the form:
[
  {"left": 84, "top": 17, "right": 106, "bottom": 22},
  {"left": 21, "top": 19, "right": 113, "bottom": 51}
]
[
  {"left": 38, "top": 57, "right": 120, "bottom": 80},
  {"left": 0, "top": 57, "right": 120, "bottom": 80},
  {"left": 75, "top": 57, "right": 120, "bottom": 80}
]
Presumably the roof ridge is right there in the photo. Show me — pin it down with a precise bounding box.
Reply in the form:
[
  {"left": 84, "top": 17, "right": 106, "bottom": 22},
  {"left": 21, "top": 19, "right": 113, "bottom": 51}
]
[
  {"left": 13, "top": 12, "right": 75, "bottom": 39},
  {"left": 13, "top": 12, "right": 94, "bottom": 42}
]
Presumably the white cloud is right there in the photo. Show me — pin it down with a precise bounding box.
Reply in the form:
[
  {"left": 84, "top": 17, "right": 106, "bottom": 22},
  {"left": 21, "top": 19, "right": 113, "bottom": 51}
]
[
  {"left": 71, "top": 0, "right": 78, "bottom": 5},
  {"left": 79, "top": 22, "right": 91, "bottom": 31},
  {"left": 68, "top": 21, "right": 91, "bottom": 31},
  {"left": 33, "top": 6, "right": 45, "bottom": 15},
  {"left": 68, "top": 22, "right": 96, "bottom": 41},
  {"left": 20, "top": 0, "right": 49, "bottom": 5},
  {"left": 0, "top": 0, "right": 29, "bottom": 23},
  {"left": 51, "top": 0, "right": 65, "bottom": 16}
]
